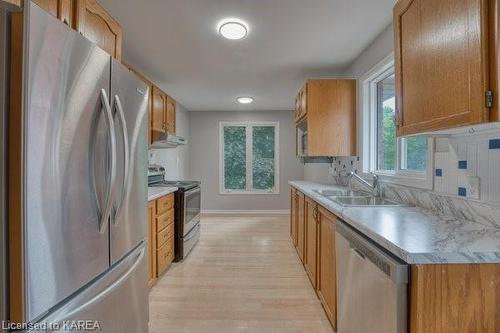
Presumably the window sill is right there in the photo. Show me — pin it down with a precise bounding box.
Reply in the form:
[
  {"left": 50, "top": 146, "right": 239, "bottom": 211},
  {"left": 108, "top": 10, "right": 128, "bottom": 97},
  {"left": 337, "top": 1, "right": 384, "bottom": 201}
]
[{"left": 220, "top": 191, "right": 280, "bottom": 195}]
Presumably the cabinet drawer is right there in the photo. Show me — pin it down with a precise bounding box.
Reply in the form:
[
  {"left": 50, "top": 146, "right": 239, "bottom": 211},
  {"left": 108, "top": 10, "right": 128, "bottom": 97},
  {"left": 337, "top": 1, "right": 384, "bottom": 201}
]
[
  {"left": 157, "top": 222, "right": 174, "bottom": 248},
  {"left": 156, "top": 194, "right": 174, "bottom": 215},
  {"left": 157, "top": 237, "right": 174, "bottom": 275},
  {"left": 156, "top": 208, "right": 174, "bottom": 232}
]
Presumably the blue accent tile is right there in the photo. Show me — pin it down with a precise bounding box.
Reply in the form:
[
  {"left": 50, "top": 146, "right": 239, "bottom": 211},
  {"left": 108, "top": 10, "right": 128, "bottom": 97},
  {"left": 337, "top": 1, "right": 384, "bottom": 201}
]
[
  {"left": 489, "top": 139, "right": 500, "bottom": 149},
  {"left": 458, "top": 160, "right": 467, "bottom": 169},
  {"left": 458, "top": 187, "right": 467, "bottom": 197},
  {"left": 435, "top": 169, "right": 443, "bottom": 177}
]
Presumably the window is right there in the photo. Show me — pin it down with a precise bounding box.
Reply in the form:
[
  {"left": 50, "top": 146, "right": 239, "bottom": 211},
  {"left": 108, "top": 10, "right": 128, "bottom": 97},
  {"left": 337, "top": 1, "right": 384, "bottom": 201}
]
[
  {"left": 220, "top": 122, "right": 279, "bottom": 194},
  {"left": 360, "top": 55, "right": 433, "bottom": 188}
]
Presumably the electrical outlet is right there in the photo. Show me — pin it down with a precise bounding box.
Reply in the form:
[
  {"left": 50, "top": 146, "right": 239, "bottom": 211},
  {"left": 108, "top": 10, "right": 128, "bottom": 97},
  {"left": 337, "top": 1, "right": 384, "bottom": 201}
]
[{"left": 467, "top": 176, "right": 480, "bottom": 200}]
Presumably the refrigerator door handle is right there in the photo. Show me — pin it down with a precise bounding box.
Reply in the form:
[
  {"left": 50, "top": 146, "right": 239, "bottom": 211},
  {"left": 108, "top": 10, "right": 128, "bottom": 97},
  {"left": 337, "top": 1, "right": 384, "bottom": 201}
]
[
  {"left": 112, "top": 94, "right": 130, "bottom": 223},
  {"left": 98, "top": 88, "right": 117, "bottom": 234}
]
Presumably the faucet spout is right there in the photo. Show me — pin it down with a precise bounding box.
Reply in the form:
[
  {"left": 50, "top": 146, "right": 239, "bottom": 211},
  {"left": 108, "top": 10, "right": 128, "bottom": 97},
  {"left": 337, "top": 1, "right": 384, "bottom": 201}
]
[{"left": 348, "top": 172, "right": 381, "bottom": 197}]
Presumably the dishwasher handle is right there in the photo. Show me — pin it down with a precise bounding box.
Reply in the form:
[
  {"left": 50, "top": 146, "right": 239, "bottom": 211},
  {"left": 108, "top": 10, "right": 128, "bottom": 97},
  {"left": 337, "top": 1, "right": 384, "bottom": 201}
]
[{"left": 336, "top": 220, "right": 408, "bottom": 284}]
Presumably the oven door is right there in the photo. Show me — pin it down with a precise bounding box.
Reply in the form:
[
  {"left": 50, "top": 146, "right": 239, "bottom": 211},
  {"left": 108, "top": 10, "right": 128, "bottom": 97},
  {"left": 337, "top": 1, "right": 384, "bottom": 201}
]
[{"left": 183, "top": 187, "right": 201, "bottom": 235}]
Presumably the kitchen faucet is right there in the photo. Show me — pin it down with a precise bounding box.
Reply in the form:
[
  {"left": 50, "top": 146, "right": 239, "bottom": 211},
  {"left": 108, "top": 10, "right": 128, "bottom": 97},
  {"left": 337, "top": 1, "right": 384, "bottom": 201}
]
[{"left": 348, "top": 171, "right": 381, "bottom": 197}]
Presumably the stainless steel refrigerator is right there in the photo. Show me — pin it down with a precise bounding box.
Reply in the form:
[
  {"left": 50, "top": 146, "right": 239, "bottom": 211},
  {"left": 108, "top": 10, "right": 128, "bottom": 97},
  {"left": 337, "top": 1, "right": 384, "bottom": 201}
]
[{"left": 16, "top": 2, "right": 149, "bottom": 331}]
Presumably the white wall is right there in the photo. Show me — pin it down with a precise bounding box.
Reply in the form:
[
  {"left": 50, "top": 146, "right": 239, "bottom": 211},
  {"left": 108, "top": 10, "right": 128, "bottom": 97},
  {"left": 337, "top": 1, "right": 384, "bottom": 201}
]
[
  {"left": 149, "top": 103, "right": 190, "bottom": 180},
  {"left": 189, "top": 110, "right": 304, "bottom": 212}
]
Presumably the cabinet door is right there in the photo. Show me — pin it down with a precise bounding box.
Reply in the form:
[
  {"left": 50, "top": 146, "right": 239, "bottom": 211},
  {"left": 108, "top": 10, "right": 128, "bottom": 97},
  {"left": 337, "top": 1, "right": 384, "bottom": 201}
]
[
  {"left": 58, "top": 0, "right": 74, "bottom": 27},
  {"left": 307, "top": 79, "right": 356, "bottom": 157},
  {"left": 147, "top": 201, "right": 157, "bottom": 288},
  {"left": 290, "top": 189, "right": 298, "bottom": 246},
  {"left": 317, "top": 206, "right": 337, "bottom": 330},
  {"left": 394, "top": 0, "right": 490, "bottom": 136},
  {"left": 32, "top": 0, "right": 58, "bottom": 17},
  {"left": 300, "top": 84, "right": 307, "bottom": 119},
  {"left": 166, "top": 95, "right": 176, "bottom": 134},
  {"left": 32, "top": 0, "right": 73, "bottom": 26},
  {"left": 151, "top": 86, "right": 166, "bottom": 133},
  {"left": 75, "top": 0, "right": 122, "bottom": 60},
  {"left": 304, "top": 197, "right": 318, "bottom": 288},
  {"left": 3, "top": 0, "right": 22, "bottom": 7},
  {"left": 297, "top": 191, "right": 305, "bottom": 262}
]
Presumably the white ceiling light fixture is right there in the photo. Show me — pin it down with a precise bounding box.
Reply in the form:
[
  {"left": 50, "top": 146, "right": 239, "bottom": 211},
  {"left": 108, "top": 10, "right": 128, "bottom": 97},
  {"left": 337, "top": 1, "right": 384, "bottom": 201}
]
[
  {"left": 218, "top": 18, "right": 249, "bottom": 40},
  {"left": 237, "top": 97, "right": 254, "bottom": 104}
]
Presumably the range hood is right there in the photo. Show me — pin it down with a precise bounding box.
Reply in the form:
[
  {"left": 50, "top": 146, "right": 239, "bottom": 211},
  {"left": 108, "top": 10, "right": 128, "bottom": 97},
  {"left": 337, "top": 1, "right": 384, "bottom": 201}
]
[{"left": 151, "top": 133, "right": 187, "bottom": 148}]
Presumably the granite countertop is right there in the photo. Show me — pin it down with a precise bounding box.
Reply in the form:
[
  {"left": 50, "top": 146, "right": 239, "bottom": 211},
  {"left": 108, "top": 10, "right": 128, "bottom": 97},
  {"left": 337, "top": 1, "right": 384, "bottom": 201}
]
[
  {"left": 148, "top": 187, "right": 178, "bottom": 201},
  {"left": 289, "top": 180, "right": 500, "bottom": 264}
]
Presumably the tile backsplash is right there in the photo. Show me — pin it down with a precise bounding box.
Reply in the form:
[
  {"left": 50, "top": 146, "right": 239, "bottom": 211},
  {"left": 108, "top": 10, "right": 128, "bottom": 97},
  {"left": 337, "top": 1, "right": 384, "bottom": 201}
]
[{"left": 328, "top": 131, "right": 500, "bottom": 207}]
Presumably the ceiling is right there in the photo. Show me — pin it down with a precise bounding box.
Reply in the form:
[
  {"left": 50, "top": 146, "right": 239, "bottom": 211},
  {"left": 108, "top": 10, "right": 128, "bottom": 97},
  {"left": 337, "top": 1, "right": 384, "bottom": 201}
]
[{"left": 100, "top": 0, "right": 395, "bottom": 111}]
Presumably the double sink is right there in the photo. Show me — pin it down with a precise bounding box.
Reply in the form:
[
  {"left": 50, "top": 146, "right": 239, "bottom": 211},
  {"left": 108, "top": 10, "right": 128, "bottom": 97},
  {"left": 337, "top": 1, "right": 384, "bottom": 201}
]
[{"left": 313, "top": 189, "right": 411, "bottom": 207}]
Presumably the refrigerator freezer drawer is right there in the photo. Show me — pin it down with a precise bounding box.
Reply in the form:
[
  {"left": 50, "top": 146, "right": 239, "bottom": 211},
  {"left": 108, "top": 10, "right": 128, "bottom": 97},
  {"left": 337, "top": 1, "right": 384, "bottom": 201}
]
[{"left": 33, "top": 243, "right": 148, "bottom": 333}]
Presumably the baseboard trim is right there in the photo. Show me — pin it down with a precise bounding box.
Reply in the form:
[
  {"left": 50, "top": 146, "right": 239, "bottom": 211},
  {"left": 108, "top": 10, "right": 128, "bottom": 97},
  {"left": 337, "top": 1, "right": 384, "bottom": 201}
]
[{"left": 201, "top": 210, "right": 289, "bottom": 216}]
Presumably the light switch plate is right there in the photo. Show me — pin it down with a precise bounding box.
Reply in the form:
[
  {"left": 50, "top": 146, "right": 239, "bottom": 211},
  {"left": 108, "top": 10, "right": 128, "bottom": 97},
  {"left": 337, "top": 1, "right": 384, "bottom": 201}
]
[{"left": 467, "top": 176, "right": 480, "bottom": 200}]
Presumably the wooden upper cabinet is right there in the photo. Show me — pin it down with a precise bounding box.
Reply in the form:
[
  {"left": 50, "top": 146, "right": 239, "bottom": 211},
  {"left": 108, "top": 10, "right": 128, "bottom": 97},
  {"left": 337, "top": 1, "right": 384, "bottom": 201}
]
[
  {"left": 166, "top": 95, "right": 176, "bottom": 134},
  {"left": 2, "top": 0, "right": 22, "bottom": 8},
  {"left": 317, "top": 206, "right": 337, "bottom": 330},
  {"left": 152, "top": 86, "right": 166, "bottom": 133},
  {"left": 304, "top": 196, "right": 318, "bottom": 288},
  {"left": 32, "top": 0, "right": 73, "bottom": 27},
  {"left": 394, "top": 0, "right": 493, "bottom": 136},
  {"left": 296, "top": 79, "right": 356, "bottom": 157},
  {"left": 75, "top": 0, "right": 122, "bottom": 60},
  {"left": 295, "top": 84, "right": 307, "bottom": 122}
]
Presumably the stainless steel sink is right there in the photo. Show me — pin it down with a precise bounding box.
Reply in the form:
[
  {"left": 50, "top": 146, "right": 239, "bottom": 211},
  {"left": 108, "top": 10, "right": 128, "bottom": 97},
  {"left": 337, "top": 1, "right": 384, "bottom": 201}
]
[
  {"left": 313, "top": 188, "right": 411, "bottom": 207},
  {"left": 314, "top": 189, "right": 368, "bottom": 197},
  {"left": 332, "top": 196, "right": 409, "bottom": 207}
]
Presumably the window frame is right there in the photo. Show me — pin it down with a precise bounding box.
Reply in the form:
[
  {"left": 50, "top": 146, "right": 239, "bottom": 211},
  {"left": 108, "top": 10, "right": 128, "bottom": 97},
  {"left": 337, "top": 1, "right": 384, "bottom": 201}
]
[
  {"left": 359, "top": 54, "right": 434, "bottom": 189},
  {"left": 219, "top": 121, "right": 280, "bottom": 195}
]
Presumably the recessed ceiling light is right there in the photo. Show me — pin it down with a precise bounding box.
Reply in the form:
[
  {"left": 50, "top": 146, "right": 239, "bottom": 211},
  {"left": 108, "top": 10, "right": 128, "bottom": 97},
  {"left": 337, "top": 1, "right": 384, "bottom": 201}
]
[
  {"left": 218, "top": 18, "right": 249, "bottom": 40},
  {"left": 237, "top": 97, "right": 254, "bottom": 104}
]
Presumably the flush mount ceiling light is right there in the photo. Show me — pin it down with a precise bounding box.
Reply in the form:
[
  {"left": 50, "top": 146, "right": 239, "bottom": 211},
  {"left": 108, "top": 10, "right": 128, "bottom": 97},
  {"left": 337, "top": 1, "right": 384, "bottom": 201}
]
[
  {"left": 237, "top": 97, "right": 254, "bottom": 104},
  {"left": 218, "top": 18, "right": 249, "bottom": 40}
]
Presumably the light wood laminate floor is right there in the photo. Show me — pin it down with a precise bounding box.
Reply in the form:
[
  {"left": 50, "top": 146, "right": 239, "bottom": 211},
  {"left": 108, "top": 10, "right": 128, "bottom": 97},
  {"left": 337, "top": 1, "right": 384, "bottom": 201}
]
[{"left": 149, "top": 215, "right": 334, "bottom": 333}]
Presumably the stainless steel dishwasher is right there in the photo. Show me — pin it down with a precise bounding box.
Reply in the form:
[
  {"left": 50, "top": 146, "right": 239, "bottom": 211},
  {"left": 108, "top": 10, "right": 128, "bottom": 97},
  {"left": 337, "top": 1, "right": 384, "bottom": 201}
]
[{"left": 336, "top": 221, "right": 408, "bottom": 333}]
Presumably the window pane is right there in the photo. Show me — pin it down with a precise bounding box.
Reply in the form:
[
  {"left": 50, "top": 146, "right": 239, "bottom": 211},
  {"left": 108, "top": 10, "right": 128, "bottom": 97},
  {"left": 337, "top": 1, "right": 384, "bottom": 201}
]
[
  {"left": 252, "top": 126, "right": 275, "bottom": 190},
  {"left": 224, "top": 126, "right": 246, "bottom": 190},
  {"left": 376, "top": 74, "right": 396, "bottom": 171},
  {"left": 402, "top": 136, "right": 427, "bottom": 171}
]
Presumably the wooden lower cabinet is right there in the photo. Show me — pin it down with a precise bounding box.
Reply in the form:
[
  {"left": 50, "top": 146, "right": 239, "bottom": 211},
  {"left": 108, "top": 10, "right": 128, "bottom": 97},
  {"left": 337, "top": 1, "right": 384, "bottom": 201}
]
[
  {"left": 148, "top": 193, "right": 175, "bottom": 288},
  {"left": 296, "top": 191, "right": 305, "bottom": 262},
  {"left": 290, "top": 189, "right": 298, "bottom": 246},
  {"left": 304, "top": 196, "right": 318, "bottom": 288},
  {"left": 290, "top": 189, "right": 500, "bottom": 333},
  {"left": 317, "top": 206, "right": 337, "bottom": 330},
  {"left": 409, "top": 264, "right": 500, "bottom": 333},
  {"left": 147, "top": 201, "right": 157, "bottom": 287}
]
